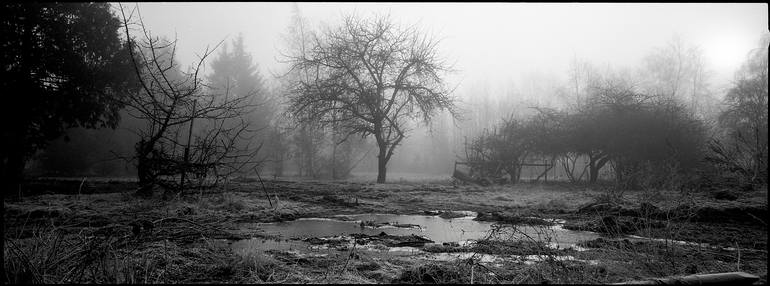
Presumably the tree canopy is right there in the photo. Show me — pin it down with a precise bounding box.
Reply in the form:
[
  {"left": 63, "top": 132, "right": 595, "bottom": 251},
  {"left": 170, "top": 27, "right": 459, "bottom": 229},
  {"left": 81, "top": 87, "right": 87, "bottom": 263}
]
[
  {"left": 209, "top": 33, "right": 271, "bottom": 130},
  {"left": 283, "top": 13, "right": 456, "bottom": 183},
  {"left": 0, "top": 3, "right": 138, "bottom": 188}
]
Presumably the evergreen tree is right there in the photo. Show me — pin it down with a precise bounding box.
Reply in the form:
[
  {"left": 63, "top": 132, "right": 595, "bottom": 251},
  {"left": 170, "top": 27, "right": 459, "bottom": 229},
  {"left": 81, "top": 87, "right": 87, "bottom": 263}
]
[{"left": 1, "top": 3, "right": 138, "bottom": 190}]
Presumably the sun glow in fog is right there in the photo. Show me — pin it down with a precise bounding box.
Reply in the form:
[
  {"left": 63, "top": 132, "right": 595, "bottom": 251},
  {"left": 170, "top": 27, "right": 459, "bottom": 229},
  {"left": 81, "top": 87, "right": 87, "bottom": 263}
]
[{"left": 704, "top": 33, "right": 754, "bottom": 71}]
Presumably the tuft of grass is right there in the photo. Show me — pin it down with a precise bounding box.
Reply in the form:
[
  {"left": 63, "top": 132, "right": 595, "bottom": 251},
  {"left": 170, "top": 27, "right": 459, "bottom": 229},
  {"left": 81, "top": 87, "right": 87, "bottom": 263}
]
[
  {"left": 224, "top": 252, "right": 285, "bottom": 283},
  {"left": 3, "top": 227, "right": 155, "bottom": 284},
  {"left": 394, "top": 262, "right": 474, "bottom": 284}
]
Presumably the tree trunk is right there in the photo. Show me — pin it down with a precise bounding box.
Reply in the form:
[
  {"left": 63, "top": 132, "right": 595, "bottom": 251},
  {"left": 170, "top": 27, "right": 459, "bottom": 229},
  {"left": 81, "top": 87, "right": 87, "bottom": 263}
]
[
  {"left": 332, "top": 135, "right": 338, "bottom": 179},
  {"left": 2, "top": 146, "right": 26, "bottom": 198},
  {"left": 3, "top": 13, "right": 35, "bottom": 198},
  {"left": 135, "top": 139, "right": 154, "bottom": 196},
  {"left": 614, "top": 160, "right": 624, "bottom": 185},
  {"left": 297, "top": 154, "right": 303, "bottom": 177},
  {"left": 588, "top": 152, "right": 610, "bottom": 184},
  {"left": 511, "top": 167, "right": 520, "bottom": 184},
  {"left": 505, "top": 164, "right": 521, "bottom": 184},
  {"left": 377, "top": 143, "right": 387, "bottom": 183},
  {"left": 562, "top": 155, "right": 575, "bottom": 182},
  {"left": 589, "top": 159, "right": 599, "bottom": 183}
]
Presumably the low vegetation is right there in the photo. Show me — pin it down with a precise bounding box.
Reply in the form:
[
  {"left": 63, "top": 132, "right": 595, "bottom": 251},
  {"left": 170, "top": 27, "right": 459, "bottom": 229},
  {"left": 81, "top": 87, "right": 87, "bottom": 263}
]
[{"left": 4, "top": 178, "right": 767, "bottom": 284}]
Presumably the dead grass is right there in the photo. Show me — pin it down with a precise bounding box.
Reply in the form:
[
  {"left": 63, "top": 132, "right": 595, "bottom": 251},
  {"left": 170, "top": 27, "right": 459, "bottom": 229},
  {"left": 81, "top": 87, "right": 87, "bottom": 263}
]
[
  {"left": 5, "top": 178, "right": 767, "bottom": 284},
  {"left": 4, "top": 227, "right": 161, "bottom": 284},
  {"left": 3, "top": 215, "right": 277, "bottom": 284},
  {"left": 573, "top": 236, "right": 766, "bottom": 283}
]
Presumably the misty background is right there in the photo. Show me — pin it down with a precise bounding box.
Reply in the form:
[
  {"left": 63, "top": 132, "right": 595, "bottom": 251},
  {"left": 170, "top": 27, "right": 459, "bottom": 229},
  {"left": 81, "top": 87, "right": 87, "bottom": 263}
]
[{"left": 28, "top": 2, "right": 768, "bottom": 180}]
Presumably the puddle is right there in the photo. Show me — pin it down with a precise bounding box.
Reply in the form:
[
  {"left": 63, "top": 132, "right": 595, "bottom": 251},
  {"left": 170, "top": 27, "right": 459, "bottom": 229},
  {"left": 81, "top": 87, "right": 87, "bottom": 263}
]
[
  {"left": 226, "top": 238, "right": 307, "bottom": 256},
  {"left": 247, "top": 213, "right": 599, "bottom": 247},
  {"left": 234, "top": 213, "right": 495, "bottom": 244},
  {"left": 225, "top": 212, "right": 601, "bottom": 259},
  {"left": 426, "top": 252, "right": 501, "bottom": 263},
  {"left": 218, "top": 211, "right": 740, "bottom": 270},
  {"left": 338, "top": 213, "right": 496, "bottom": 243}
]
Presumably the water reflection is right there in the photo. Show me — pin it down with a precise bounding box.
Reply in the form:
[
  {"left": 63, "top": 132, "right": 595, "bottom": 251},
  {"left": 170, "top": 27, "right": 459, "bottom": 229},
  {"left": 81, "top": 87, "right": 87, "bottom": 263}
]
[{"left": 226, "top": 212, "right": 601, "bottom": 256}]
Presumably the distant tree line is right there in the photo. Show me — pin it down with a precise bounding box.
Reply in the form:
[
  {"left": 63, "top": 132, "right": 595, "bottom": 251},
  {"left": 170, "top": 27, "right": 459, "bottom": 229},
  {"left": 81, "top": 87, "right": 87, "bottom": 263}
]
[{"left": 464, "top": 35, "right": 768, "bottom": 190}]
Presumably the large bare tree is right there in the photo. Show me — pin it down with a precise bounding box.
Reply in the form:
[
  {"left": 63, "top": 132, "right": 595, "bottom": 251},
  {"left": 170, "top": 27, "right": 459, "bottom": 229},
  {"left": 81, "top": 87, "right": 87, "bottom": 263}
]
[{"left": 283, "top": 14, "right": 456, "bottom": 183}]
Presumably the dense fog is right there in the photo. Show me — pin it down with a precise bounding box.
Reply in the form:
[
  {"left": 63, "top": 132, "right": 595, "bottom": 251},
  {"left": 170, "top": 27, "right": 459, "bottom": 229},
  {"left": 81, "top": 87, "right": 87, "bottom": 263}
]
[
  {"left": 5, "top": 4, "right": 769, "bottom": 284},
  {"left": 26, "top": 3, "right": 767, "bottom": 182}
]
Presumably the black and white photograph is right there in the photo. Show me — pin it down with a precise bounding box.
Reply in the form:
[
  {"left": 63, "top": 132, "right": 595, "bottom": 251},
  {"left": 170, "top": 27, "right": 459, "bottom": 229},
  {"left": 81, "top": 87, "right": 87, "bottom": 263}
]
[{"left": 2, "top": 2, "right": 767, "bottom": 284}]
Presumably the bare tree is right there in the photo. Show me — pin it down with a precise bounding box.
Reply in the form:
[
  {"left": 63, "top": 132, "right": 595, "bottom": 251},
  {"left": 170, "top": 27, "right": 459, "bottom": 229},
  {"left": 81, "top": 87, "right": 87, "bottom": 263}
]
[
  {"left": 279, "top": 3, "right": 324, "bottom": 178},
  {"left": 563, "top": 56, "right": 601, "bottom": 111},
  {"left": 282, "top": 14, "right": 457, "bottom": 183},
  {"left": 465, "top": 116, "right": 531, "bottom": 184},
  {"left": 119, "top": 5, "right": 260, "bottom": 196},
  {"left": 713, "top": 34, "right": 769, "bottom": 186},
  {"left": 641, "top": 36, "right": 713, "bottom": 117}
]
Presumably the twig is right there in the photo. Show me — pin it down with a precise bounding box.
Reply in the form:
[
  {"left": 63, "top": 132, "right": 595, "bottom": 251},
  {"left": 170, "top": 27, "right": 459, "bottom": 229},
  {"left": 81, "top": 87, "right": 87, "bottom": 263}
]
[
  {"left": 77, "top": 177, "right": 86, "bottom": 200},
  {"left": 254, "top": 167, "right": 273, "bottom": 207},
  {"left": 746, "top": 212, "right": 767, "bottom": 226},
  {"left": 338, "top": 237, "right": 358, "bottom": 278},
  {"left": 16, "top": 211, "right": 33, "bottom": 239}
]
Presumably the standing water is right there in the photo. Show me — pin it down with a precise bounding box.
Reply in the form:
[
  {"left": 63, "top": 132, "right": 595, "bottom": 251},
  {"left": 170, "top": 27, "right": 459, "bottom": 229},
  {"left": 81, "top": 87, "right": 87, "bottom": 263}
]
[{"left": 225, "top": 211, "right": 601, "bottom": 257}]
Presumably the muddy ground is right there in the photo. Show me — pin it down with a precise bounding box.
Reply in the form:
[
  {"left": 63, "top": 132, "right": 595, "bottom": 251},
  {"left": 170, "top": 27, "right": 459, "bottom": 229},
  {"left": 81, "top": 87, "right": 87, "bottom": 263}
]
[{"left": 3, "top": 177, "right": 768, "bottom": 284}]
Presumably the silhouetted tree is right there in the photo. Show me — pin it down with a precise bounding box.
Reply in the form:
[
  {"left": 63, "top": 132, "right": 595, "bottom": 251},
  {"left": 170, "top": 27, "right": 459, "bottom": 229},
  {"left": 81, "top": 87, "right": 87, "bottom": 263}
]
[
  {"left": 463, "top": 115, "right": 531, "bottom": 184},
  {"left": 0, "top": 3, "right": 138, "bottom": 192},
  {"left": 209, "top": 33, "right": 272, "bottom": 131},
  {"left": 524, "top": 107, "right": 565, "bottom": 181},
  {"left": 119, "top": 5, "right": 259, "bottom": 196},
  {"left": 208, "top": 33, "right": 274, "bottom": 175},
  {"left": 283, "top": 14, "right": 457, "bottom": 183},
  {"left": 544, "top": 73, "right": 708, "bottom": 187},
  {"left": 603, "top": 100, "right": 706, "bottom": 189},
  {"left": 581, "top": 77, "right": 646, "bottom": 183},
  {"left": 574, "top": 76, "right": 707, "bottom": 188}
]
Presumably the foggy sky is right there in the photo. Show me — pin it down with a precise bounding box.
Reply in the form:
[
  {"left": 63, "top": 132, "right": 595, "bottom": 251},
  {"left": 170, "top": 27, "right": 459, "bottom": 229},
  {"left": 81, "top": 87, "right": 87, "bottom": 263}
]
[{"left": 124, "top": 2, "right": 767, "bottom": 95}]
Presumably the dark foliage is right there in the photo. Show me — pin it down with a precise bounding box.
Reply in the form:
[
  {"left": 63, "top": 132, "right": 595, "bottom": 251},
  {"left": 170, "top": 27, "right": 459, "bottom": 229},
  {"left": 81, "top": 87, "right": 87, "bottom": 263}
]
[{"left": 0, "top": 3, "right": 138, "bottom": 189}]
